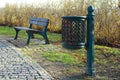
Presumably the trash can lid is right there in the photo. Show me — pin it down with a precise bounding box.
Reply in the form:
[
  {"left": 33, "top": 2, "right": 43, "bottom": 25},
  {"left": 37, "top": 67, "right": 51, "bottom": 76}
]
[{"left": 62, "top": 16, "right": 87, "bottom": 19}]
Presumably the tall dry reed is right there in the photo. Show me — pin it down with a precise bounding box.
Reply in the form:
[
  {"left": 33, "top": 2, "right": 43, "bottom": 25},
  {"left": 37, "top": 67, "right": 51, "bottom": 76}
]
[{"left": 0, "top": 0, "right": 119, "bottom": 46}]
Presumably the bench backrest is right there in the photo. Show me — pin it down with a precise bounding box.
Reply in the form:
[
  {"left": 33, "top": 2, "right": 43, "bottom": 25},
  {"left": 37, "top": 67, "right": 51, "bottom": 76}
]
[{"left": 29, "top": 17, "right": 49, "bottom": 32}]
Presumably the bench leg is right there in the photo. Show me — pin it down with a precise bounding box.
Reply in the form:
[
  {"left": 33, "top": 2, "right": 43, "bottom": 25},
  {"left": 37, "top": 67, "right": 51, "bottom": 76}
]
[
  {"left": 26, "top": 33, "right": 32, "bottom": 45},
  {"left": 14, "top": 29, "right": 20, "bottom": 40},
  {"left": 26, "top": 31, "right": 34, "bottom": 38},
  {"left": 31, "top": 34, "right": 35, "bottom": 38},
  {"left": 42, "top": 33, "right": 50, "bottom": 44}
]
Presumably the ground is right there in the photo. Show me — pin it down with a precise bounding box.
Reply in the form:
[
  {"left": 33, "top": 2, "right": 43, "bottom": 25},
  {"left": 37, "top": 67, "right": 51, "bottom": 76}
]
[{"left": 1, "top": 35, "right": 120, "bottom": 80}]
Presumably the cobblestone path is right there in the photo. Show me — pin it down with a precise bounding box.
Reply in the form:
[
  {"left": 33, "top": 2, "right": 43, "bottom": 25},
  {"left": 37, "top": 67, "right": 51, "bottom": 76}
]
[{"left": 0, "top": 40, "right": 53, "bottom": 80}]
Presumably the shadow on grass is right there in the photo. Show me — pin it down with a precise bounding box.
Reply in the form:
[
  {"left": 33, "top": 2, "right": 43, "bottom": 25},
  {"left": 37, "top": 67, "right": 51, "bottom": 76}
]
[
  {"left": 7, "top": 38, "right": 27, "bottom": 48},
  {"left": 7, "top": 38, "right": 45, "bottom": 48}
]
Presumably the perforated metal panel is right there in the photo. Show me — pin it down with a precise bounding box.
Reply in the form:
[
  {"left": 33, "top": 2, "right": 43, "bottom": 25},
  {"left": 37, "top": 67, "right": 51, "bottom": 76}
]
[{"left": 62, "top": 16, "right": 86, "bottom": 49}]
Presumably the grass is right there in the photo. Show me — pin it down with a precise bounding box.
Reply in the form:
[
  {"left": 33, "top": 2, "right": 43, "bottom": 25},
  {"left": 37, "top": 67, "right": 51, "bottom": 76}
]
[
  {"left": 42, "top": 45, "right": 120, "bottom": 67},
  {"left": 94, "top": 45, "right": 120, "bottom": 67},
  {"left": 0, "top": 26, "right": 61, "bottom": 42},
  {"left": 0, "top": 26, "right": 120, "bottom": 79},
  {"left": 42, "top": 52, "right": 76, "bottom": 65},
  {"left": 0, "top": 26, "right": 119, "bottom": 65},
  {"left": 42, "top": 50, "right": 87, "bottom": 67},
  {"left": 0, "top": 26, "right": 119, "bottom": 66},
  {"left": 0, "top": 26, "right": 15, "bottom": 35},
  {"left": 41, "top": 45, "right": 120, "bottom": 79},
  {"left": 0, "top": 26, "right": 27, "bottom": 38},
  {"left": 21, "top": 43, "right": 120, "bottom": 79}
]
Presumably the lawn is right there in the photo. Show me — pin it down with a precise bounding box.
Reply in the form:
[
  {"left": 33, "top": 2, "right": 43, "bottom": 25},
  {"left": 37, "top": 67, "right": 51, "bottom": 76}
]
[
  {"left": 20, "top": 43, "right": 120, "bottom": 80},
  {"left": 0, "top": 26, "right": 120, "bottom": 80},
  {"left": 0, "top": 26, "right": 61, "bottom": 42}
]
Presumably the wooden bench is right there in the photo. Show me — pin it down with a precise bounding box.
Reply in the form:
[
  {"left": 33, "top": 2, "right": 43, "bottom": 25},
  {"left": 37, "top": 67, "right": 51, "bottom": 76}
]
[{"left": 14, "top": 17, "right": 50, "bottom": 45}]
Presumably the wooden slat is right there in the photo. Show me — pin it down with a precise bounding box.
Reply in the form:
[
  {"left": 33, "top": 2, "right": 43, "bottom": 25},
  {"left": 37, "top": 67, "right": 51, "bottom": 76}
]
[{"left": 29, "top": 17, "right": 49, "bottom": 27}]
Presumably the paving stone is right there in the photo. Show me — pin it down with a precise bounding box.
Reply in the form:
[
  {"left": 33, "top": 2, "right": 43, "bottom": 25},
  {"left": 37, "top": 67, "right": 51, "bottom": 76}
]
[{"left": 0, "top": 40, "right": 54, "bottom": 80}]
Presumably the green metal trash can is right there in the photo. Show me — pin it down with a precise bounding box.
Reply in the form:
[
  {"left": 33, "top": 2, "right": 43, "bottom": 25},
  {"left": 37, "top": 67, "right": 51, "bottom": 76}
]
[{"left": 62, "top": 16, "right": 87, "bottom": 49}]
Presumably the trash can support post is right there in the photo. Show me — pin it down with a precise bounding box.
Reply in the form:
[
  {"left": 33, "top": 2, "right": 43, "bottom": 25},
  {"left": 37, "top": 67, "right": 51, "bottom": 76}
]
[{"left": 86, "top": 5, "right": 95, "bottom": 76}]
